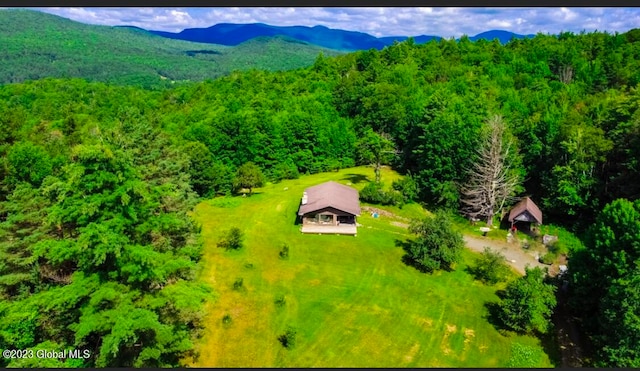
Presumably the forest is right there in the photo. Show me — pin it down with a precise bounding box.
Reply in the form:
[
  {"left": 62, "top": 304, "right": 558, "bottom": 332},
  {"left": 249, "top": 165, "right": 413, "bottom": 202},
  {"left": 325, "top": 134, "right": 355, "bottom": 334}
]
[
  {"left": 1, "top": 28, "right": 640, "bottom": 367},
  {"left": 0, "top": 9, "right": 341, "bottom": 89}
]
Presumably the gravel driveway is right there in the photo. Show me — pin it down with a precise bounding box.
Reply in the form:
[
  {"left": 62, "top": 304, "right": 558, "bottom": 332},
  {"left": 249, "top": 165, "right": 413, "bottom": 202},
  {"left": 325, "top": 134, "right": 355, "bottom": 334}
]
[{"left": 463, "top": 235, "right": 545, "bottom": 275}]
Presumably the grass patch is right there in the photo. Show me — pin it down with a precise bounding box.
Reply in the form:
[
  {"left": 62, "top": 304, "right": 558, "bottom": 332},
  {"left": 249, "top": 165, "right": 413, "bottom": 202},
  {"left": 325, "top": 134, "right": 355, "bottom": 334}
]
[
  {"left": 506, "top": 342, "right": 549, "bottom": 367},
  {"left": 451, "top": 213, "right": 505, "bottom": 241},
  {"left": 191, "top": 166, "right": 554, "bottom": 367},
  {"left": 538, "top": 224, "right": 585, "bottom": 256},
  {"left": 207, "top": 196, "right": 242, "bottom": 209}
]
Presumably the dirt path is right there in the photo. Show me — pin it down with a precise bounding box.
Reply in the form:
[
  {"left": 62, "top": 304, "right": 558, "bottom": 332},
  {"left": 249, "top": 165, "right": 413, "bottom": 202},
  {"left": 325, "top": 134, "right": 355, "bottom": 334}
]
[{"left": 463, "top": 235, "right": 545, "bottom": 275}]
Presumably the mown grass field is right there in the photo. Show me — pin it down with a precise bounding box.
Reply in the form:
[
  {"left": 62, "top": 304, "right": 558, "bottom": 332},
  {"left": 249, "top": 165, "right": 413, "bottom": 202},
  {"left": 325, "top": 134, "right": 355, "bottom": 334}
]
[{"left": 190, "top": 166, "right": 553, "bottom": 367}]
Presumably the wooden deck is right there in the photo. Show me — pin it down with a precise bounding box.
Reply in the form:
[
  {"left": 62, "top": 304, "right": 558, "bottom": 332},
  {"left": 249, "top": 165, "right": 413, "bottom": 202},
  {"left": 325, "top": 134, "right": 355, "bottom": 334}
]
[{"left": 301, "top": 224, "right": 357, "bottom": 235}]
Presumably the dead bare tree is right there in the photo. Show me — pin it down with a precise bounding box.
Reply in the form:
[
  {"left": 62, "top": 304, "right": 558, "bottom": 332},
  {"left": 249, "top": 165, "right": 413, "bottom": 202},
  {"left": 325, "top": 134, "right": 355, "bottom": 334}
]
[
  {"left": 558, "top": 64, "right": 574, "bottom": 84},
  {"left": 460, "top": 115, "right": 521, "bottom": 226}
]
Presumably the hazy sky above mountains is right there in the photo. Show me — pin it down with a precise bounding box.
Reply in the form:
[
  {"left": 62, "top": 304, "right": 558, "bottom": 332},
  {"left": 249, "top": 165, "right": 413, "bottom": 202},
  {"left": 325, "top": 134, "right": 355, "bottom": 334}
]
[{"left": 34, "top": 7, "right": 640, "bottom": 38}]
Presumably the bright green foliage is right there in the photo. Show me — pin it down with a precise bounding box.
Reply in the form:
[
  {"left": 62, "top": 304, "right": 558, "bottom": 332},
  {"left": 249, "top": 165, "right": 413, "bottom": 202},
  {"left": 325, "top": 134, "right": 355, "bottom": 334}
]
[
  {"left": 403, "top": 91, "right": 483, "bottom": 209},
  {"left": 359, "top": 181, "right": 403, "bottom": 206},
  {"left": 0, "top": 103, "right": 207, "bottom": 367},
  {"left": 0, "top": 184, "right": 49, "bottom": 297},
  {"left": 234, "top": 162, "right": 265, "bottom": 195},
  {"left": 569, "top": 199, "right": 640, "bottom": 366},
  {"left": 5, "top": 141, "right": 52, "bottom": 187},
  {"left": 544, "top": 123, "right": 613, "bottom": 217},
  {"left": 598, "top": 271, "right": 640, "bottom": 367},
  {"left": 403, "top": 211, "right": 464, "bottom": 273},
  {"left": 356, "top": 128, "right": 396, "bottom": 183},
  {"left": 506, "top": 343, "right": 548, "bottom": 367},
  {"left": 499, "top": 266, "right": 557, "bottom": 334},
  {"left": 470, "top": 247, "right": 511, "bottom": 285},
  {"left": 183, "top": 141, "right": 218, "bottom": 197},
  {"left": 391, "top": 174, "right": 419, "bottom": 203}
]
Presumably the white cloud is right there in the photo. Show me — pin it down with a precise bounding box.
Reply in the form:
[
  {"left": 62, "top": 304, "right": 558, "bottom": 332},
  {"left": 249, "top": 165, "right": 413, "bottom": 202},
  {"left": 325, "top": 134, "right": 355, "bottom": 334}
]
[
  {"left": 487, "top": 19, "right": 512, "bottom": 29},
  {"left": 560, "top": 7, "right": 578, "bottom": 22},
  {"left": 30, "top": 7, "right": 640, "bottom": 38}
]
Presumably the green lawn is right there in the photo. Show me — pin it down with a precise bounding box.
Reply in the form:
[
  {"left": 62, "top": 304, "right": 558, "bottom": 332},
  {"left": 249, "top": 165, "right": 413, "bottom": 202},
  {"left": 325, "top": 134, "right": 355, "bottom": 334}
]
[{"left": 190, "top": 166, "right": 553, "bottom": 367}]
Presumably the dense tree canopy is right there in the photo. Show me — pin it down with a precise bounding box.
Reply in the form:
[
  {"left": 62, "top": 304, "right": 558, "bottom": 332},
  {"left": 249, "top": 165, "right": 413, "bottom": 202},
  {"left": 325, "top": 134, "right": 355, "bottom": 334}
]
[{"left": 569, "top": 199, "right": 640, "bottom": 366}]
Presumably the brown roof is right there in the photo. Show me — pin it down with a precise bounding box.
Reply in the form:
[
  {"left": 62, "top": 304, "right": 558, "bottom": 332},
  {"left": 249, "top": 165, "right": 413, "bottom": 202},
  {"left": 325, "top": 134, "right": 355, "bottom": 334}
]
[
  {"left": 297, "top": 181, "right": 361, "bottom": 216},
  {"left": 508, "top": 197, "right": 543, "bottom": 224}
]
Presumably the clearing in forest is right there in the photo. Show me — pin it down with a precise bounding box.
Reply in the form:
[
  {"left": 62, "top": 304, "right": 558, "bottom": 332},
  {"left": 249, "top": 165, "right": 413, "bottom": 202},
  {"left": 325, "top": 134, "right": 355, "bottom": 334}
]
[{"left": 190, "top": 166, "right": 552, "bottom": 367}]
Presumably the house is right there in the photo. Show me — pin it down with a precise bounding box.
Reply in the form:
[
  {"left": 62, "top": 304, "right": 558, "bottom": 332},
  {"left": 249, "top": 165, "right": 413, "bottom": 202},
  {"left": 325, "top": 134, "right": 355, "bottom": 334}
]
[
  {"left": 508, "top": 197, "right": 543, "bottom": 232},
  {"left": 298, "top": 181, "right": 360, "bottom": 235}
]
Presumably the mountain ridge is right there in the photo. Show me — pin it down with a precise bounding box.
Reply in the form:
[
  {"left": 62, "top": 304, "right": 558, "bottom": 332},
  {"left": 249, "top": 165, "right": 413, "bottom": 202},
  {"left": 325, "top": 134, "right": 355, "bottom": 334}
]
[{"left": 144, "top": 23, "right": 535, "bottom": 50}]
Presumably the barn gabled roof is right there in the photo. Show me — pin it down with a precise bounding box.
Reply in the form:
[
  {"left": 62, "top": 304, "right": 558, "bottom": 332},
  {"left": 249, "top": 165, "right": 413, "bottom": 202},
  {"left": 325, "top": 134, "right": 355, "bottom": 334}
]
[
  {"left": 508, "top": 197, "right": 543, "bottom": 224},
  {"left": 297, "top": 181, "right": 360, "bottom": 216}
]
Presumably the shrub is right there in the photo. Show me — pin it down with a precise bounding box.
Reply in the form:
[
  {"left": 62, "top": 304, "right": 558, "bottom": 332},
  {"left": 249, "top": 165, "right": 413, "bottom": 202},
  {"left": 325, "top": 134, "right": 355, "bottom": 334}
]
[
  {"left": 471, "top": 247, "right": 510, "bottom": 284},
  {"left": 499, "top": 267, "right": 557, "bottom": 334},
  {"left": 270, "top": 160, "right": 300, "bottom": 181},
  {"left": 222, "top": 314, "right": 232, "bottom": 325},
  {"left": 278, "top": 326, "right": 297, "bottom": 349},
  {"left": 392, "top": 175, "right": 419, "bottom": 203},
  {"left": 218, "top": 227, "right": 244, "bottom": 250},
  {"left": 540, "top": 252, "right": 556, "bottom": 265},
  {"left": 232, "top": 277, "right": 244, "bottom": 291},
  {"left": 274, "top": 294, "right": 286, "bottom": 308},
  {"left": 279, "top": 244, "right": 289, "bottom": 260},
  {"left": 360, "top": 181, "right": 402, "bottom": 206},
  {"left": 403, "top": 211, "right": 464, "bottom": 273}
]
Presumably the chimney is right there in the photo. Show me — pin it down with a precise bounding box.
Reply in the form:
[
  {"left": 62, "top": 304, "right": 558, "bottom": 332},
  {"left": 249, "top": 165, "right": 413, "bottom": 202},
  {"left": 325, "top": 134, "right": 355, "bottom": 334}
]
[{"left": 301, "top": 192, "right": 308, "bottom": 205}]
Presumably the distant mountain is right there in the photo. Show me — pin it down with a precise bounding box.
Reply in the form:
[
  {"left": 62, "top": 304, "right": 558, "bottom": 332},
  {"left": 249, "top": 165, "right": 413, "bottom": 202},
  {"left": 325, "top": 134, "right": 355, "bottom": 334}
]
[
  {"left": 150, "top": 23, "right": 392, "bottom": 51},
  {"left": 468, "top": 30, "right": 536, "bottom": 44},
  {"left": 150, "top": 23, "right": 445, "bottom": 51},
  {"left": 0, "top": 10, "right": 342, "bottom": 88},
  {"left": 147, "top": 23, "right": 532, "bottom": 51}
]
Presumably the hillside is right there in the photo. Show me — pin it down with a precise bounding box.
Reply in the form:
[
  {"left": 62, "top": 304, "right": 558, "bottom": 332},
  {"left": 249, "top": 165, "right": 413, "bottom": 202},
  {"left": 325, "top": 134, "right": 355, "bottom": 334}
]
[{"left": 0, "top": 9, "right": 342, "bottom": 88}]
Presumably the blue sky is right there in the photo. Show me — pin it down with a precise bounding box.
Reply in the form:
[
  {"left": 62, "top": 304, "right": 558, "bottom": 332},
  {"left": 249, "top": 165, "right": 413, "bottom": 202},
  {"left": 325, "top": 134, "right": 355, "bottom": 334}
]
[{"left": 32, "top": 7, "right": 640, "bottom": 38}]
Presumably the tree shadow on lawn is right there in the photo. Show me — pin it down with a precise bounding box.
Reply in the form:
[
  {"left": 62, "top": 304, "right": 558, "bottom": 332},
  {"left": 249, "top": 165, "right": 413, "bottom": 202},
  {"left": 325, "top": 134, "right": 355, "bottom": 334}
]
[
  {"left": 341, "top": 173, "right": 369, "bottom": 184},
  {"left": 483, "top": 299, "right": 512, "bottom": 334}
]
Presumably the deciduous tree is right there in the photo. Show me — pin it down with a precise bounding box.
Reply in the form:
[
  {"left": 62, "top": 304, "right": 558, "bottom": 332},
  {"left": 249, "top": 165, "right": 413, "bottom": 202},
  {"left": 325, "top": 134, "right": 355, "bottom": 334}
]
[
  {"left": 499, "top": 266, "right": 556, "bottom": 334},
  {"left": 356, "top": 127, "right": 397, "bottom": 183},
  {"left": 233, "top": 162, "right": 265, "bottom": 196},
  {"left": 403, "top": 211, "right": 464, "bottom": 273}
]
